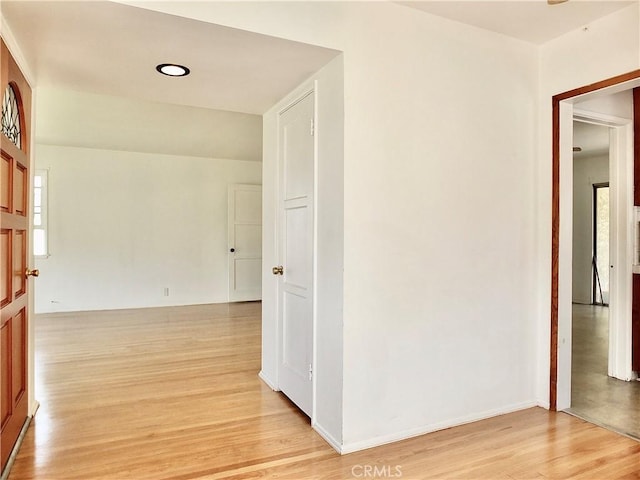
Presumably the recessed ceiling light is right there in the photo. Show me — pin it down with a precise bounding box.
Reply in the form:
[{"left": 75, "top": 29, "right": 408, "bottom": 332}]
[{"left": 156, "top": 63, "right": 190, "bottom": 77}]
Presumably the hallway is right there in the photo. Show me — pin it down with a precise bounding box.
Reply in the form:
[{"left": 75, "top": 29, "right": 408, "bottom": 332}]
[{"left": 569, "top": 304, "right": 640, "bottom": 439}]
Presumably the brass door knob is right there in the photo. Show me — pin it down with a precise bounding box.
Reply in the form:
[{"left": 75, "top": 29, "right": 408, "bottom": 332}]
[
  {"left": 25, "top": 268, "right": 40, "bottom": 278},
  {"left": 272, "top": 266, "right": 284, "bottom": 275}
]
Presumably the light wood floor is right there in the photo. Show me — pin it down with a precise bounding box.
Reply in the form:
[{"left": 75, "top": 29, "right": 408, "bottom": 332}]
[
  {"left": 570, "top": 304, "right": 640, "bottom": 439},
  {"left": 7, "top": 302, "right": 640, "bottom": 479}
]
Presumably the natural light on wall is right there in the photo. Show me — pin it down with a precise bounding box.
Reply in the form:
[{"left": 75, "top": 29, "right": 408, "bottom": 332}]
[{"left": 33, "top": 169, "right": 48, "bottom": 256}]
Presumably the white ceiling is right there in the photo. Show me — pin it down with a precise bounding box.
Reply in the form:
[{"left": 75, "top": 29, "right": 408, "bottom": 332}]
[
  {"left": 3, "top": 0, "right": 636, "bottom": 117},
  {"left": 398, "top": 1, "right": 635, "bottom": 44},
  {"left": 1, "top": 1, "right": 340, "bottom": 115}
]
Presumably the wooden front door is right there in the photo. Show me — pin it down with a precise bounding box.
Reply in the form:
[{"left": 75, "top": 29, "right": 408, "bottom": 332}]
[{"left": 1, "top": 38, "right": 32, "bottom": 472}]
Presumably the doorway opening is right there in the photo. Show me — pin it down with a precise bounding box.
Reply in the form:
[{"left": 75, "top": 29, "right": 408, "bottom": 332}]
[{"left": 551, "top": 71, "right": 640, "bottom": 439}]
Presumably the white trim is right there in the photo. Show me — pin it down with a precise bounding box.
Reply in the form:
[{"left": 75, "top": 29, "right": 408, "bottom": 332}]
[
  {"left": 311, "top": 82, "right": 319, "bottom": 423},
  {"left": 557, "top": 103, "right": 635, "bottom": 410},
  {"left": 312, "top": 421, "right": 342, "bottom": 454},
  {"left": 340, "top": 402, "right": 538, "bottom": 455},
  {"left": 607, "top": 118, "right": 634, "bottom": 382},
  {"left": 557, "top": 101, "right": 574, "bottom": 411},
  {"left": 573, "top": 108, "right": 632, "bottom": 128},
  {"left": 258, "top": 370, "right": 279, "bottom": 391}
]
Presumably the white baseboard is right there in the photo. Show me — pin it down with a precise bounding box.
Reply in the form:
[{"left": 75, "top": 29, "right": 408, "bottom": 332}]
[
  {"left": 258, "top": 370, "right": 279, "bottom": 391},
  {"left": 312, "top": 421, "right": 343, "bottom": 454},
  {"left": 537, "top": 399, "right": 551, "bottom": 410},
  {"left": 341, "top": 400, "right": 538, "bottom": 455}
]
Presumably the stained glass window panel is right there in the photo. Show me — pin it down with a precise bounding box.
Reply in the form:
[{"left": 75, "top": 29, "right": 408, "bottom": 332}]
[{"left": 1, "top": 84, "right": 21, "bottom": 149}]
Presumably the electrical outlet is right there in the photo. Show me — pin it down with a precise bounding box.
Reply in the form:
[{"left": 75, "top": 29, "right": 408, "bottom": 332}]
[{"left": 163, "top": 287, "right": 169, "bottom": 297}]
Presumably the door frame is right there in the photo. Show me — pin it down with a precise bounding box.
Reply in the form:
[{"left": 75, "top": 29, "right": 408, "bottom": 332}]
[{"left": 551, "top": 70, "right": 640, "bottom": 410}]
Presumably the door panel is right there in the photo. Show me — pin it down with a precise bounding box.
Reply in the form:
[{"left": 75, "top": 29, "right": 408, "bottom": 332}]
[
  {"left": 1, "top": 38, "right": 32, "bottom": 472},
  {"left": 234, "top": 224, "right": 261, "bottom": 254},
  {"left": 228, "top": 184, "right": 262, "bottom": 302},
  {"left": 0, "top": 153, "right": 10, "bottom": 212},
  {"left": 283, "top": 291, "right": 310, "bottom": 378},
  {"left": 11, "top": 309, "right": 26, "bottom": 406},
  {"left": 13, "top": 162, "right": 26, "bottom": 216},
  {"left": 284, "top": 204, "right": 309, "bottom": 289},
  {"left": 0, "top": 230, "right": 10, "bottom": 307},
  {"left": 1, "top": 320, "right": 10, "bottom": 427},
  {"left": 277, "top": 92, "right": 314, "bottom": 417},
  {"left": 13, "top": 230, "right": 26, "bottom": 298}
]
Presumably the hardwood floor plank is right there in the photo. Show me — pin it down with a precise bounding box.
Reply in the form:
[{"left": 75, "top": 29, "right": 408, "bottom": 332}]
[{"left": 6, "top": 302, "right": 640, "bottom": 479}]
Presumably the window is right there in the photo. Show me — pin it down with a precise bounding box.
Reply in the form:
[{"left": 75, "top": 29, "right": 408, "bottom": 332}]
[
  {"left": 1, "top": 83, "right": 22, "bottom": 149},
  {"left": 33, "top": 169, "right": 48, "bottom": 257}
]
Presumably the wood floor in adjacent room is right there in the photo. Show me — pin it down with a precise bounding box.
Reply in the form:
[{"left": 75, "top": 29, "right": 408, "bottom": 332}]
[{"left": 7, "top": 302, "right": 640, "bottom": 480}]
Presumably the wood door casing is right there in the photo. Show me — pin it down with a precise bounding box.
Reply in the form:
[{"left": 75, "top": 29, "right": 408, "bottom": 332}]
[
  {"left": 0, "top": 38, "right": 32, "bottom": 472},
  {"left": 633, "top": 87, "right": 640, "bottom": 373}
]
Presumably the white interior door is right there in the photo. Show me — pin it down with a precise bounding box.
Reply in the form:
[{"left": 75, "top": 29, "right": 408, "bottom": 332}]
[
  {"left": 276, "top": 92, "right": 315, "bottom": 416},
  {"left": 228, "top": 184, "right": 262, "bottom": 302}
]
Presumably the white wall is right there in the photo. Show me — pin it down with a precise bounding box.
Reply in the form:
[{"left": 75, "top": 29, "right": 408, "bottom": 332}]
[
  {"left": 338, "top": 5, "right": 539, "bottom": 450},
  {"left": 130, "top": 1, "right": 541, "bottom": 451},
  {"left": 34, "top": 144, "right": 261, "bottom": 313},
  {"left": 572, "top": 154, "right": 609, "bottom": 304},
  {"left": 537, "top": 2, "right": 640, "bottom": 407}
]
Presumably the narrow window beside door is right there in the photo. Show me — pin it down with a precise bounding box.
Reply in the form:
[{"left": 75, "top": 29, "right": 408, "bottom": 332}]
[{"left": 33, "top": 169, "right": 48, "bottom": 257}]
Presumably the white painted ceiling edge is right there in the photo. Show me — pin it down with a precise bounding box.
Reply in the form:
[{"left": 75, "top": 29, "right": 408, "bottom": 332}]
[{"left": 397, "top": 0, "right": 635, "bottom": 45}]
